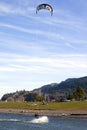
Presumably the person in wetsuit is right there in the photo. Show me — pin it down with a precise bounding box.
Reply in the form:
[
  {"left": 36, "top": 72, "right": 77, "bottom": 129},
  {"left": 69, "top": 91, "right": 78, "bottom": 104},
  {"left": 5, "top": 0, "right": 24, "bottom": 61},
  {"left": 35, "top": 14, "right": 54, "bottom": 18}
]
[{"left": 35, "top": 113, "right": 39, "bottom": 118}]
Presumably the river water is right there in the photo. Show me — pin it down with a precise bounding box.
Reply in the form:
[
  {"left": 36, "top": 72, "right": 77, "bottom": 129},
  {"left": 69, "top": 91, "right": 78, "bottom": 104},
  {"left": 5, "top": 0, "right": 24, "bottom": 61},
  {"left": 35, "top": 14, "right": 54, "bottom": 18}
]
[{"left": 0, "top": 113, "right": 87, "bottom": 130}]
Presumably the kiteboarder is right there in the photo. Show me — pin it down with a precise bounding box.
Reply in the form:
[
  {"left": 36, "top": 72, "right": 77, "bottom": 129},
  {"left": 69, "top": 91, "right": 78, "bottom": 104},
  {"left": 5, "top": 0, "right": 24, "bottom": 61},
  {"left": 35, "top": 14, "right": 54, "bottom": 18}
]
[{"left": 35, "top": 113, "right": 39, "bottom": 118}]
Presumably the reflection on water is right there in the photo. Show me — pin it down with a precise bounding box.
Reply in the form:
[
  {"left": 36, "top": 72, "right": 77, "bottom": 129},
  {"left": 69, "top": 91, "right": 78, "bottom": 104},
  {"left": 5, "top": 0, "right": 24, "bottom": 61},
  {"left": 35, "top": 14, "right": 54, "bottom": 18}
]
[{"left": 0, "top": 113, "right": 87, "bottom": 130}]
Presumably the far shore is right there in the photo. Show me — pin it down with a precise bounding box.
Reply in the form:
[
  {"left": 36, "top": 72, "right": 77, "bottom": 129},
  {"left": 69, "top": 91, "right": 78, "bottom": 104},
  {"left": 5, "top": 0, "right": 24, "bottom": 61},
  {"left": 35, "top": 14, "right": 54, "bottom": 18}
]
[{"left": 0, "top": 108, "right": 87, "bottom": 118}]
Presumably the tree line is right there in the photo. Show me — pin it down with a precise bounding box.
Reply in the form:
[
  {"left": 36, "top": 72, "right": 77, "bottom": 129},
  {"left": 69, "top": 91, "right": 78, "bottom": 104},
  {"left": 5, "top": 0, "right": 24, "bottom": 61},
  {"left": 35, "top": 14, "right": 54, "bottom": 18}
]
[
  {"left": 1, "top": 85, "right": 86, "bottom": 102},
  {"left": 68, "top": 86, "right": 86, "bottom": 101}
]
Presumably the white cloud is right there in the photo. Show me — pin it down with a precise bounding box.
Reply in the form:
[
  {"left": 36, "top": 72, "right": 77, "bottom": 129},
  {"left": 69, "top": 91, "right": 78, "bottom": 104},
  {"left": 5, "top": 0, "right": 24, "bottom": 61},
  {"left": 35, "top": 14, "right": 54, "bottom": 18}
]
[
  {"left": 0, "top": 52, "right": 87, "bottom": 74},
  {"left": 0, "top": 22, "right": 65, "bottom": 42},
  {"left": 0, "top": 2, "right": 34, "bottom": 16},
  {"left": 0, "top": 52, "right": 87, "bottom": 98},
  {"left": 0, "top": 3, "right": 12, "bottom": 14}
]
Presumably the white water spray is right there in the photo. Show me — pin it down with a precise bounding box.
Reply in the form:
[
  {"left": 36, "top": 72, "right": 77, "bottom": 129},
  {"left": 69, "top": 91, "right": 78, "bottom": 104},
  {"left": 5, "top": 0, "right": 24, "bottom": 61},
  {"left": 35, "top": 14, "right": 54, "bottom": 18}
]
[{"left": 31, "top": 116, "right": 49, "bottom": 124}]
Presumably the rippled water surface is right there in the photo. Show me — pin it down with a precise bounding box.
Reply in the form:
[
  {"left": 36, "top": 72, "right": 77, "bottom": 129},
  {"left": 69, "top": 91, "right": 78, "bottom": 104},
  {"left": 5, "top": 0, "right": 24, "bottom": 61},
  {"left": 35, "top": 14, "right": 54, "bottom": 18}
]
[{"left": 0, "top": 113, "right": 87, "bottom": 130}]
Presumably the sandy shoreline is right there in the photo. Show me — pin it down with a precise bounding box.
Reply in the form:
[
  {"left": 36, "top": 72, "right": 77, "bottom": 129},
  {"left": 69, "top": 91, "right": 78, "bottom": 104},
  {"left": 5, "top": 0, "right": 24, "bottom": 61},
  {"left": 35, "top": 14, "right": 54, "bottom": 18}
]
[{"left": 0, "top": 108, "right": 87, "bottom": 118}]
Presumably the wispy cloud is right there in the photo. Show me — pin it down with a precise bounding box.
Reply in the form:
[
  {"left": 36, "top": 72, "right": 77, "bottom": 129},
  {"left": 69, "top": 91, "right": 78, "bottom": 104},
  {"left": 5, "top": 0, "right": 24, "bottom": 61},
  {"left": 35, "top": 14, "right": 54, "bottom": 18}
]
[
  {"left": 0, "top": 22, "right": 65, "bottom": 42},
  {"left": 0, "top": 1, "right": 87, "bottom": 32},
  {"left": 0, "top": 22, "right": 87, "bottom": 55},
  {"left": 0, "top": 3, "right": 12, "bottom": 14},
  {"left": 0, "top": 52, "right": 87, "bottom": 74},
  {"left": 0, "top": 23, "right": 36, "bottom": 34},
  {"left": 0, "top": 2, "right": 34, "bottom": 15}
]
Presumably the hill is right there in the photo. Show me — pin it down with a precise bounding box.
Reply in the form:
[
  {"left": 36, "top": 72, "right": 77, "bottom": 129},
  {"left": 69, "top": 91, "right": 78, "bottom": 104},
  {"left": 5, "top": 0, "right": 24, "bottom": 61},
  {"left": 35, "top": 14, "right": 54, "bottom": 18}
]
[
  {"left": 1, "top": 76, "right": 87, "bottom": 102},
  {"left": 35, "top": 76, "right": 87, "bottom": 94}
]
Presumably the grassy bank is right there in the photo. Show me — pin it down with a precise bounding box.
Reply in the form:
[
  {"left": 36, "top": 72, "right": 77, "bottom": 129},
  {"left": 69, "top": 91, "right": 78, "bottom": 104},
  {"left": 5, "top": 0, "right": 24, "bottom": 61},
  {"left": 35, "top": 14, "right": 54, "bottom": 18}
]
[{"left": 0, "top": 101, "right": 87, "bottom": 111}]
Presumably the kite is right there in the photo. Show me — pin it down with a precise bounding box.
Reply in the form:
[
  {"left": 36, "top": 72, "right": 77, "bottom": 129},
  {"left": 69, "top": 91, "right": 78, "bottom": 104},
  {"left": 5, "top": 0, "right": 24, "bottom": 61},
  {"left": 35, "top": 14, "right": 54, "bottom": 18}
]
[{"left": 36, "top": 4, "right": 53, "bottom": 16}]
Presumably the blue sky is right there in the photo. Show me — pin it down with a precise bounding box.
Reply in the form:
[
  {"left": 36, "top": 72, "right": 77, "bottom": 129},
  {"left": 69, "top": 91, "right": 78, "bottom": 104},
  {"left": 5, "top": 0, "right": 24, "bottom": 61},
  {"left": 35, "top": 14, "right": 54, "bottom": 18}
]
[{"left": 0, "top": 0, "right": 87, "bottom": 98}]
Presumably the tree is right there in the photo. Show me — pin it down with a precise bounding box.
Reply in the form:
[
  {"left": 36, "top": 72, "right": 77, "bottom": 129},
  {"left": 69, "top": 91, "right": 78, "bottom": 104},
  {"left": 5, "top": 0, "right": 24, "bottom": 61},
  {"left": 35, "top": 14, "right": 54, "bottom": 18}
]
[
  {"left": 73, "top": 86, "right": 85, "bottom": 100},
  {"left": 67, "top": 93, "right": 74, "bottom": 100}
]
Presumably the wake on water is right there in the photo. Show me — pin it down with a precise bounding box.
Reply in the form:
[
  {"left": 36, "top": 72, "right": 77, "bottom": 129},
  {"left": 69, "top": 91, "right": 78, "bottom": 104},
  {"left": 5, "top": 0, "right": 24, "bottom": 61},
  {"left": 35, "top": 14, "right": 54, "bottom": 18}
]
[
  {"left": 0, "top": 118, "right": 23, "bottom": 122},
  {"left": 0, "top": 116, "right": 49, "bottom": 124},
  {"left": 31, "top": 116, "right": 49, "bottom": 124}
]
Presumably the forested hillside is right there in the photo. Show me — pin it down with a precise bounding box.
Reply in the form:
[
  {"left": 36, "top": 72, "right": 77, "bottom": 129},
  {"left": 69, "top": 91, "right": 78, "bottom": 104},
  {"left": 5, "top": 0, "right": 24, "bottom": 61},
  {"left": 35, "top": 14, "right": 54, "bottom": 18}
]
[{"left": 1, "top": 76, "right": 87, "bottom": 102}]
